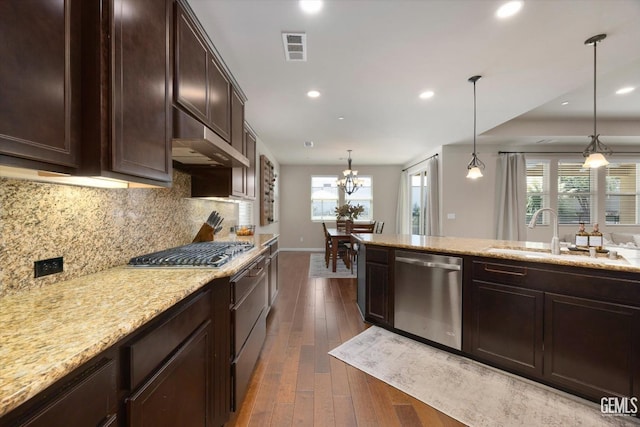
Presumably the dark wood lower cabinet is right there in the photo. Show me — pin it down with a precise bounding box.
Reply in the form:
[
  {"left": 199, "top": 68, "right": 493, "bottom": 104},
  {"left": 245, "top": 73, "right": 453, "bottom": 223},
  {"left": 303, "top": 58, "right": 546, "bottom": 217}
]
[
  {"left": 128, "top": 321, "right": 212, "bottom": 427},
  {"left": 544, "top": 293, "right": 640, "bottom": 400},
  {"left": 19, "top": 358, "right": 117, "bottom": 427},
  {"left": 365, "top": 247, "right": 392, "bottom": 326},
  {"left": 0, "top": 279, "right": 232, "bottom": 427},
  {"left": 470, "top": 281, "right": 543, "bottom": 377},
  {"left": 466, "top": 257, "right": 640, "bottom": 405}
]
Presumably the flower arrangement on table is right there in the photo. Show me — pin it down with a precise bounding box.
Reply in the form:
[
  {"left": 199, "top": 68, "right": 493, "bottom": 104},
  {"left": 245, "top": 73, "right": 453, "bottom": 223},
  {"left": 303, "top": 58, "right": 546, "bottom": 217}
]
[{"left": 334, "top": 202, "right": 365, "bottom": 221}]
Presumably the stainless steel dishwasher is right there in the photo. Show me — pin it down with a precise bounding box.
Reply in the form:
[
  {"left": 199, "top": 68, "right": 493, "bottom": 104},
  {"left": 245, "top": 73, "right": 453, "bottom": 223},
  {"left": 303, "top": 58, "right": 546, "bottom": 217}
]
[{"left": 394, "top": 250, "right": 463, "bottom": 350}]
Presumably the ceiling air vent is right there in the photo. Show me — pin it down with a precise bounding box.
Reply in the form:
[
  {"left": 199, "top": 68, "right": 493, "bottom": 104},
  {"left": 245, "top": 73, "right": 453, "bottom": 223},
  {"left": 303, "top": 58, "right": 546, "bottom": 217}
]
[{"left": 282, "top": 32, "right": 307, "bottom": 61}]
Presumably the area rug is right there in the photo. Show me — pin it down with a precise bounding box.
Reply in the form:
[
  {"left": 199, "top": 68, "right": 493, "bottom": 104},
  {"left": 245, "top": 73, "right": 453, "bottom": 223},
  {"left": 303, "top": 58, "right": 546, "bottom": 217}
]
[
  {"left": 329, "top": 326, "right": 639, "bottom": 427},
  {"left": 308, "top": 252, "right": 356, "bottom": 278}
]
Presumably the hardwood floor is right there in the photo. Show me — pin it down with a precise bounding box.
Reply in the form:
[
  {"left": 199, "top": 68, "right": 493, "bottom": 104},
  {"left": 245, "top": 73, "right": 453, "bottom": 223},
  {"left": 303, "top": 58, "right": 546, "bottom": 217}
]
[{"left": 228, "top": 251, "right": 465, "bottom": 427}]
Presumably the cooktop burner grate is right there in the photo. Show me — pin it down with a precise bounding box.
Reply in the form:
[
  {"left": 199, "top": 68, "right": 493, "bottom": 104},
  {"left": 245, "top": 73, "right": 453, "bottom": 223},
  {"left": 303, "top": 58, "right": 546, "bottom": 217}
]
[{"left": 128, "top": 241, "right": 254, "bottom": 267}]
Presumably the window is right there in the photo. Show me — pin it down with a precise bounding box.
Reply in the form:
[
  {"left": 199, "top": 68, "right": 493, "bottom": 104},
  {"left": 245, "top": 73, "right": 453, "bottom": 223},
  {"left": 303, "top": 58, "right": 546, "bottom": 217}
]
[
  {"left": 605, "top": 163, "right": 640, "bottom": 225},
  {"left": 526, "top": 160, "right": 549, "bottom": 225},
  {"left": 411, "top": 171, "right": 427, "bottom": 234},
  {"left": 557, "top": 162, "right": 593, "bottom": 224},
  {"left": 345, "top": 176, "right": 373, "bottom": 221},
  {"left": 311, "top": 176, "right": 338, "bottom": 221},
  {"left": 524, "top": 157, "right": 640, "bottom": 227}
]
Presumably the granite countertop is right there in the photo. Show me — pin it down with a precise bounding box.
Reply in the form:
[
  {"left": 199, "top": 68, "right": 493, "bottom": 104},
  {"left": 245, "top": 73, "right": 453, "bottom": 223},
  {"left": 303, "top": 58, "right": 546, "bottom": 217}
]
[
  {"left": 355, "top": 234, "right": 640, "bottom": 273},
  {"left": 0, "top": 234, "right": 278, "bottom": 418}
]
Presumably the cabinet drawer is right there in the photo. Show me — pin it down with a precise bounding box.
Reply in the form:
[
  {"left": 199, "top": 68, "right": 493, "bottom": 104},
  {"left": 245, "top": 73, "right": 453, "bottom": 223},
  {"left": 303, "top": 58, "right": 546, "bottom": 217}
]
[
  {"left": 472, "top": 260, "right": 528, "bottom": 286},
  {"left": 232, "top": 310, "right": 267, "bottom": 412},
  {"left": 233, "top": 273, "right": 267, "bottom": 356},
  {"left": 366, "top": 246, "right": 390, "bottom": 265},
  {"left": 269, "top": 240, "right": 278, "bottom": 255},
  {"left": 21, "top": 358, "right": 116, "bottom": 427},
  {"left": 127, "top": 289, "right": 211, "bottom": 390},
  {"left": 232, "top": 257, "right": 265, "bottom": 304}
]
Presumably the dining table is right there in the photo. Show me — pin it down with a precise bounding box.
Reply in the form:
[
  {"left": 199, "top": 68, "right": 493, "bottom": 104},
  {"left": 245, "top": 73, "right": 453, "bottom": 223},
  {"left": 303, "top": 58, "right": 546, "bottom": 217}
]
[{"left": 325, "top": 227, "right": 352, "bottom": 272}]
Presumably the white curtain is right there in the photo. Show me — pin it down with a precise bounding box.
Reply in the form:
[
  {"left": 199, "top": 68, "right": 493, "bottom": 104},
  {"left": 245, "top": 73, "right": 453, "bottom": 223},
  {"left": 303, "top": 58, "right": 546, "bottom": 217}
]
[
  {"left": 495, "top": 153, "right": 527, "bottom": 240},
  {"left": 395, "top": 170, "right": 411, "bottom": 234},
  {"left": 425, "top": 156, "right": 440, "bottom": 236}
]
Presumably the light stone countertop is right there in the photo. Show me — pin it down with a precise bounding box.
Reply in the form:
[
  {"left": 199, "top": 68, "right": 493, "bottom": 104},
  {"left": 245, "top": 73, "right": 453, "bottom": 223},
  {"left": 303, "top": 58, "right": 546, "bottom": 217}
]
[
  {"left": 0, "top": 234, "right": 278, "bottom": 418},
  {"left": 354, "top": 234, "right": 640, "bottom": 273}
]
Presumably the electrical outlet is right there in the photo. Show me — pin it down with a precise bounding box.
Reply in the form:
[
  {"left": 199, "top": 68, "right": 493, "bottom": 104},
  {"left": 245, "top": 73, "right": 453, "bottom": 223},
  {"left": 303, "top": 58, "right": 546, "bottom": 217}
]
[
  {"left": 300, "top": 236, "right": 304, "bottom": 242},
  {"left": 34, "top": 257, "right": 63, "bottom": 278}
]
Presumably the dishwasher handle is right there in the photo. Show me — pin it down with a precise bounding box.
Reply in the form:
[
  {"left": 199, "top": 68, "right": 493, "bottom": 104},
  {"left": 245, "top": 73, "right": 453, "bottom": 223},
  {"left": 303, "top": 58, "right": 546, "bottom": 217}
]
[{"left": 395, "top": 256, "right": 461, "bottom": 271}]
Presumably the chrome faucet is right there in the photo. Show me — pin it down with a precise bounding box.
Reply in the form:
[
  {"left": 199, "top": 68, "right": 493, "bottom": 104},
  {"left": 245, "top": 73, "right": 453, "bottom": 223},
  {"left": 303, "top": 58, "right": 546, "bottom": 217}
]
[{"left": 528, "top": 208, "right": 561, "bottom": 255}]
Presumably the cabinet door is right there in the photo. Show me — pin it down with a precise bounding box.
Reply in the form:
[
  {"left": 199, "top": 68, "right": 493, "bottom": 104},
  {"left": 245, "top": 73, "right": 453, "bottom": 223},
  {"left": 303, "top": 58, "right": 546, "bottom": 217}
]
[
  {"left": 366, "top": 262, "right": 391, "bottom": 326},
  {"left": 544, "top": 293, "right": 640, "bottom": 400},
  {"left": 230, "top": 90, "right": 245, "bottom": 153},
  {"left": 470, "top": 281, "right": 543, "bottom": 377},
  {"left": 244, "top": 129, "right": 257, "bottom": 199},
  {"left": 128, "top": 321, "right": 212, "bottom": 427},
  {"left": 112, "top": 0, "right": 172, "bottom": 182},
  {"left": 175, "top": 3, "right": 209, "bottom": 124},
  {"left": 208, "top": 56, "right": 231, "bottom": 141},
  {"left": 0, "top": 0, "right": 80, "bottom": 170}
]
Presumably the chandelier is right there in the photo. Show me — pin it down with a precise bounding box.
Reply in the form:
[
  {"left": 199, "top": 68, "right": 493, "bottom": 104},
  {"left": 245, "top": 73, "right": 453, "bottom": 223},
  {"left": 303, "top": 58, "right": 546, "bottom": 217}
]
[
  {"left": 337, "top": 150, "right": 363, "bottom": 195},
  {"left": 582, "top": 33, "right": 612, "bottom": 169}
]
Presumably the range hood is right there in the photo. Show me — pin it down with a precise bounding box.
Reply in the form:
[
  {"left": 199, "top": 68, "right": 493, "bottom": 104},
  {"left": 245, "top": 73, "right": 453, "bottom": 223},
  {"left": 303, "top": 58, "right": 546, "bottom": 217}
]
[{"left": 172, "top": 107, "right": 249, "bottom": 168}]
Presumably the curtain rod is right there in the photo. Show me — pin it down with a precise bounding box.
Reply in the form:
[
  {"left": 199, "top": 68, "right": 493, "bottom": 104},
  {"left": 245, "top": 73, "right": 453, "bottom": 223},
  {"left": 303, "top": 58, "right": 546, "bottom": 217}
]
[
  {"left": 402, "top": 153, "right": 438, "bottom": 172},
  {"left": 499, "top": 151, "right": 640, "bottom": 155}
]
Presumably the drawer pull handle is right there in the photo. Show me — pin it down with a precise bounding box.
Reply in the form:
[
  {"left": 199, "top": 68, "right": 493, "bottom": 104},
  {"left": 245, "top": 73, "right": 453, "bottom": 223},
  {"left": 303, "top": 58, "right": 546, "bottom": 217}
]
[{"left": 483, "top": 265, "right": 527, "bottom": 276}]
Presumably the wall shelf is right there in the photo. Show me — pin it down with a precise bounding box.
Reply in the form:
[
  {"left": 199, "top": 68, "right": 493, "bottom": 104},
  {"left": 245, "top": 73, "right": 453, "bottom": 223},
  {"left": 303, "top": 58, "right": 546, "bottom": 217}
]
[{"left": 260, "top": 155, "right": 275, "bottom": 225}]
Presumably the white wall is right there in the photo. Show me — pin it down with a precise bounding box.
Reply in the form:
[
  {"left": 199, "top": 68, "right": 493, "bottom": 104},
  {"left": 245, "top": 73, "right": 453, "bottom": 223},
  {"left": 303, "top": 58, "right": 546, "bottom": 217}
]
[
  {"left": 279, "top": 164, "right": 402, "bottom": 250},
  {"left": 440, "top": 144, "right": 500, "bottom": 238}
]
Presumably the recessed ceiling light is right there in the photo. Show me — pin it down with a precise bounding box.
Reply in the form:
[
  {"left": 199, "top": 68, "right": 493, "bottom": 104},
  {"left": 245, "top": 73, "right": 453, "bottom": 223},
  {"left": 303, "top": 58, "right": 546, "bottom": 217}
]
[
  {"left": 616, "top": 86, "right": 635, "bottom": 95},
  {"left": 561, "top": 101, "right": 569, "bottom": 105},
  {"left": 307, "top": 90, "right": 321, "bottom": 98},
  {"left": 299, "top": 0, "right": 323, "bottom": 14},
  {"left": 496, "top": 1, "right": 523, "bottom": 19},
  {"left": 419, "top": 90, "right": 435, "bottom": 99},
  {"left": 304, "top": 141, "right": 314, "bottom": 148},
  {"left": 338, "top": 116, "right": 345, "bottom": 120}
]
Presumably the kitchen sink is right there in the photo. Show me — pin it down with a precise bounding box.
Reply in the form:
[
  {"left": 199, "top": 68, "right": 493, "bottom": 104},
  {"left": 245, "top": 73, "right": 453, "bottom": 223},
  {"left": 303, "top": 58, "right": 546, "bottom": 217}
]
[{"left": 485, "top": 246, "right": 630, "bottom": 266}]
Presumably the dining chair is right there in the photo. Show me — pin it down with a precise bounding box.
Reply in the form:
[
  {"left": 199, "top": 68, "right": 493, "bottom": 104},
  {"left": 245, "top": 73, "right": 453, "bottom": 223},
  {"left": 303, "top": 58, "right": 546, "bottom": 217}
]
[
  {"left": 374, "top": 221, "right": 384, "bottom": 233},
  {"left": 322, "top": 222, "right": 349, "bottom": 269}
]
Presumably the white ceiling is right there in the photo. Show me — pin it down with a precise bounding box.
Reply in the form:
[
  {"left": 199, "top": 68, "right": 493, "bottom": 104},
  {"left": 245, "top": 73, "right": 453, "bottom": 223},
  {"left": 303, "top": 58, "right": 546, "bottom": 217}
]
[{"left": 188, "top": 0, "right": 640, "bottom": 166}]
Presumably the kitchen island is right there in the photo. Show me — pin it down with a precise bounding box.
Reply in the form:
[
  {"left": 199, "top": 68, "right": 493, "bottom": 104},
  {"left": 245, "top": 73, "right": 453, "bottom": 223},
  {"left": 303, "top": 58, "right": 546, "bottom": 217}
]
[
  {"left": 0, "top": 234, "right": 278, "bottom": 426},
  {"left": 355, "top": 234, "right": 640, "bottom": 407}
]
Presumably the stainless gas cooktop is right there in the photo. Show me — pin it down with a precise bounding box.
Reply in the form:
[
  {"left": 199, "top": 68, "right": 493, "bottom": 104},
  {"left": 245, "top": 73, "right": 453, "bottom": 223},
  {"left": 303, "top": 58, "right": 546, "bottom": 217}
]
[{"left": 128, "top": 241, "right": 254, "bottom": 268}]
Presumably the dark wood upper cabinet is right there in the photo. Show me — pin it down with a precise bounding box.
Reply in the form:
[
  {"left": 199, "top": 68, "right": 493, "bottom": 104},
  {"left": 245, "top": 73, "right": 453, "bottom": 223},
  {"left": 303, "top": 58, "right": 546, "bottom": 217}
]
[
  {"left": 81, "top": 0, "right": 173, "bottom": 185},
  {"left": 245, "top": 129, "right": 257, "bottom": 199},
  {"left": 231, "top": 89, "right": 245, "bottom": 153},
  {"left": 175, "top": 1, "right": 232, "bottom": 145},
  {"left": 110, "top": 0, "right": 172, "bottom": 182},
  {"left": 0, "top": 0, "right": 81, "bottom": 172},
  {"left": 208, "top": 56, "right": 231, "bottom": 141},
  {"left": 174, "top": 3, "right": 209, "bottom": 125}
]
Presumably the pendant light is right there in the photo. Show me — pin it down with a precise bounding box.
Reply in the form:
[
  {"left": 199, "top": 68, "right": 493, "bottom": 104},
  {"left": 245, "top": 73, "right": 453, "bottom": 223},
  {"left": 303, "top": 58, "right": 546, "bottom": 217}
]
[
  {"left": 582, "top": 33, "right": 612, "bottom": 169},
  {"left": 466, "top": 75, "right": 485, "bottom": 179},
  {"left": 336, "top": 150, "right": 362, "bottom": 195}
]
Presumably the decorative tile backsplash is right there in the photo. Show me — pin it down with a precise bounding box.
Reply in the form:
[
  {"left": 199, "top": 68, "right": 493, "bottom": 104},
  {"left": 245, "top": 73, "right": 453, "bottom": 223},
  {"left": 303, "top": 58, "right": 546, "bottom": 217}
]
[{"left": 0, "top": 170, "right": 236, "bottom": 296}]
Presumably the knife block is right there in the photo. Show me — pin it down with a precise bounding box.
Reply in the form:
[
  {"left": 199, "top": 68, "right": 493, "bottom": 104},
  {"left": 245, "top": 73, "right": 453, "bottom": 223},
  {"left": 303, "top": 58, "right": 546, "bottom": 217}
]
[{"left": 193, "top": 223, "right": 214, "bottom": 243}]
